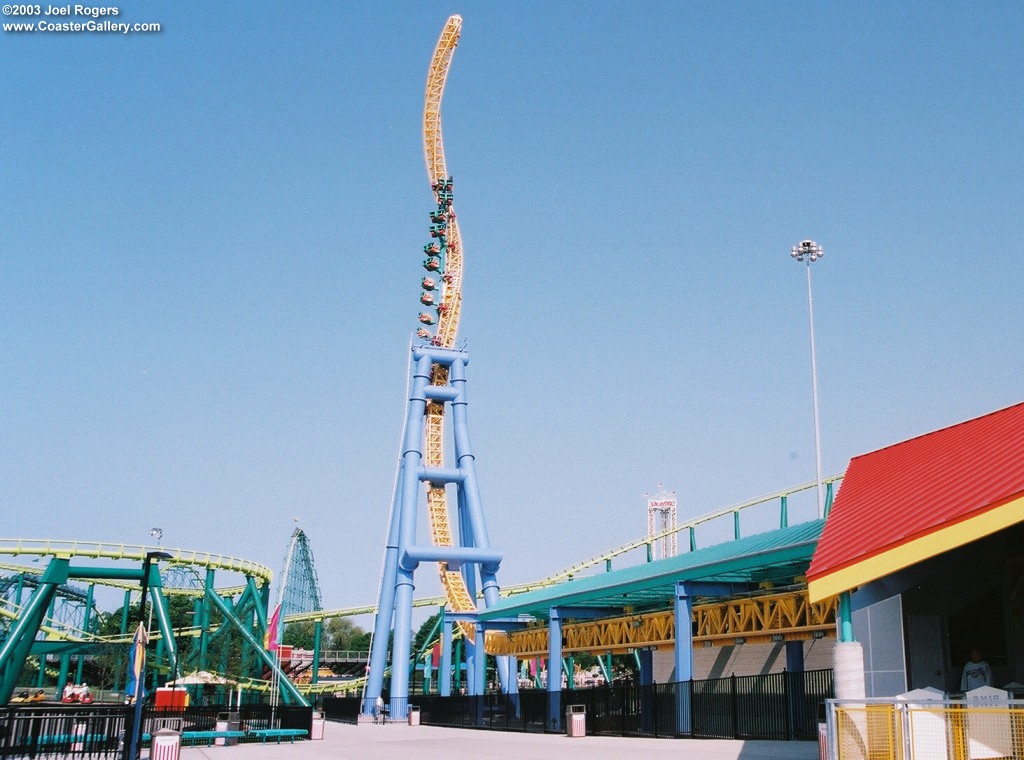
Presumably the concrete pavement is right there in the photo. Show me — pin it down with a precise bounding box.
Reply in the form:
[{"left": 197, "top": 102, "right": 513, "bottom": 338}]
[{"left": 172, "top": 720, "right": 820, "bottom": 760}]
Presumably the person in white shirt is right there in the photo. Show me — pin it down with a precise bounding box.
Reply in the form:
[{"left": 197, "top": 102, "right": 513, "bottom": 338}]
[{"left": 961, "top": 649, "right": 993, "bottom": 691}]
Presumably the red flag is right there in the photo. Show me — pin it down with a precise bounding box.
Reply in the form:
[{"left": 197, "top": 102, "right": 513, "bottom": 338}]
[{"left": 264, "top": 604, "right": 281, "bottom": 651}]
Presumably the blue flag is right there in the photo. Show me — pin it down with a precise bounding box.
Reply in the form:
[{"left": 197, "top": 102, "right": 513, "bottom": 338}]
[{"left": 125, "top": 622, "right": 148, "bottom": 703}]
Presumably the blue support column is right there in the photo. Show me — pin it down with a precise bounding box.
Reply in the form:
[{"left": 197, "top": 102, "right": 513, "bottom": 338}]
[
  {"left": 639, "top": 649, "right": 653, "bottom": 685},
  {"left": 366, "top": 347, "right": 509, "bottom": 711},
  {"left": 474, "top": 622, "right": 486, "bottom": 725},
  {"left": 439, "top": 615, "right": 453, "bottom": 697},
  {"left": 674, "top": 582, "right": 693, "bottom": 734},
  {"left": 465, "top": 624, "right": 478, "bottom": 697},
  {"left": 449, "top": 357, "right": 509, "bottom": 691},
  {"left": 374, "top": 353, "right": 431, "bottom": 717},
  {"left": 547, "top": 608, "right": 562, "bottom": 732},
  {"left": 639, "top": 648, "right": 654, "bottom": 733},
  {"left": 786, "top": 640, "right": 806, "bottom": 738}
]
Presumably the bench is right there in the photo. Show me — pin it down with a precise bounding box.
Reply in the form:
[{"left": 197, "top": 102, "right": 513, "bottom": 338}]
[
  {"left": 141, "top": 727, "right": 307, "bottom": 745},
  {"left": 32, "top": 734, "right": 111, "bottom": 746},
  {"left": 142, "top": 730, "right": 246, "bottom": 746},
  {"left": 245, "top": 728, "right": 308, "bottom": 743}
]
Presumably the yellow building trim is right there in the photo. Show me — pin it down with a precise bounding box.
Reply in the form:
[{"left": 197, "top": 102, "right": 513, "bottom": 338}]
[{"left": 808, "top": 494, "right": 1024, "bottom": 602}]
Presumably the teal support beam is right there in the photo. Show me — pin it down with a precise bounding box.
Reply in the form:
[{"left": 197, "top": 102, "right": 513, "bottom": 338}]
[
  {"left": 113, "top": 589, "right": 131, "bottom": 693},
  {"left": 188, "top": 597, "right": 203, "bottom": 665},
  {"left": 734, "top": 511, "right": 741, "bottom": 540},
  {"left": 147, "top": 581, "right": 178, "bottom": 680},
  {"left": 312, "top": 620, "right": 323, "bottom": 687},
  {"left": 120, "top": 591, "right": 131, "bottom": 634},
  {"left": 56, "top": 655, "right": 71, "bottom": 700},
  {"left": 566, "top": 655, "right": 575, "bottom": 690},
  {"left": 605, "top": 559, "right": 612, "bottom": 572},
  {"left": 780, "top": 495, "right": 789, "bottom": 529},
  {"left": 38, "top": 595, "right": 58, "bottom": 687},
  {"left": 838, "top": 591, "right": 854, "bottom": 642},
  {"left": 75, "top": 583, "right": 95, "bottom": 684},
  {"left": 824, "top": 482, "right": 835, "bottom": 517},
  {"left": 646, "top": 543, "right": 653, "bottom": 563},
  {"left": 689, "top": 527, "right": 696, "bottom": 552},
  {"left": 0, "top": 558, "right": 68, "bottom": 703},
  {"left": 203, "top": 587, "right": 309, "bottom": 707},
  {"left": 199, "top": 568, "right": 215, "bottom": 672}
]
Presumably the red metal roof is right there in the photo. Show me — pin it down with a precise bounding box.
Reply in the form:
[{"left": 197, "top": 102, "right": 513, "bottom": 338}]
[{"left": 807, "top": 401, "right": 1024, "bottom": 598}]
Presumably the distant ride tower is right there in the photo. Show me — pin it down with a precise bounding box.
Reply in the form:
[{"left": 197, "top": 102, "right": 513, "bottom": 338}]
[
  {"left": 363, "top": 15, "right": 509, "bottom": 718},
  {"left": 277, "top": 525, "right": 323, "bottom": 631},
  {"left": 646, "top": 487, "right": 678, "bottom": 560}
]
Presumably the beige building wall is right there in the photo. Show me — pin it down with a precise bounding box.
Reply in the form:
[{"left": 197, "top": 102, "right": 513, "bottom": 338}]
[{"left": 653, "top": 638, "right": 835, "bottom": 683}]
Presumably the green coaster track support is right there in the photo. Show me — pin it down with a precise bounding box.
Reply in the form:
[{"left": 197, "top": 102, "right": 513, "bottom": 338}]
[
  {"left": 202, "top": 588, "right": 308, "bottom": 706},
  {"left": 0, "top": 556, "right": 179, "bottom": 704}
]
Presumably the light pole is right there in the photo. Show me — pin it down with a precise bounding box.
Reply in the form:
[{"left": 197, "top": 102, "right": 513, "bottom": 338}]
[
  {"left": 126, "top": 550, "right": 172, "bottom": 760},
  {"left": 791, "top": 239, "right": 825, "bottom": 519}
]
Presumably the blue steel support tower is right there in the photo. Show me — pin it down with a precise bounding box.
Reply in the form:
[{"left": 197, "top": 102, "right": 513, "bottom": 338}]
[
  {"left": 363, "top": 346, "right": 506, "bottom": 717},
  {"left": 362, "top": 16, "right": 514, "bottom": 718}
]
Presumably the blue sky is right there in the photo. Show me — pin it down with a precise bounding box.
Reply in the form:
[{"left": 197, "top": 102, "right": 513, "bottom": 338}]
[{"left": 2, "top": 2, "right": 1022, "bottom": 620}]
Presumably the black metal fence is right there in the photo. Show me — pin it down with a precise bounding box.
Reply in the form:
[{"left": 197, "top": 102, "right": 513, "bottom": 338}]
[
  {"left": 323, "top": 668, "right": 832, "bottom": 741},
  {"left": 0, "top": 703, "right": 314, "bottom": 759},
  {"left": 0, "top": 704, "right": 128, "bottom": 759}
]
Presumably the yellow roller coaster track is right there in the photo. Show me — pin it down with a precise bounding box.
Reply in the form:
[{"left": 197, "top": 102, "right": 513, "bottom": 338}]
[
  {"left": 485, "top": 589, "right": 839, "bottom": 657},
  {"left": 0, "top": 539, "right": 272, "bottom": 583},
  {"left": 420, "top": 15, "right": 477, "bottom": 641}
]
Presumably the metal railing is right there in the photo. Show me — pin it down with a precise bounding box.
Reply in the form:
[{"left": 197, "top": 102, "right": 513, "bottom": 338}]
[
  {"left": 0, "top": 703, "right": 314, "bottom": 759},
  {"left": 323, "top": 668, "right": 832, "bottom": 740},
  {"left": 290, "top": 649, "right": 369, "bottom": 663},
  {"left": 825, "top": 697, "right": 1024, "bottom": 760}
]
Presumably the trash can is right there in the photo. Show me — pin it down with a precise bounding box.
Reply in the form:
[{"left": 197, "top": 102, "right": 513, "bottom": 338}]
[
  {"left": 151, "top": 729, "right": 181, "bottom": 760},
  {"left": 566, "top": 704, "right": 585, "bottom": 737},
  {"left": 408, "top": 705, "right": 421, "bottom": 726},
  {"left": 311, "top": 711, "right": 326, "bottom": 740},
  {"left": 215, "top": 711, "right": 240, "bottom": 746}
]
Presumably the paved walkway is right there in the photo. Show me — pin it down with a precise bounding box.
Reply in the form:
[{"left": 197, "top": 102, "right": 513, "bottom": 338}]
[{"left": 173, "top": 721, "right": 820, "bottom": 760}]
